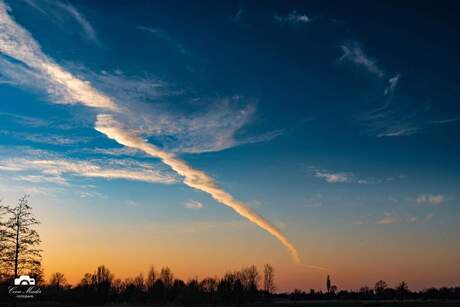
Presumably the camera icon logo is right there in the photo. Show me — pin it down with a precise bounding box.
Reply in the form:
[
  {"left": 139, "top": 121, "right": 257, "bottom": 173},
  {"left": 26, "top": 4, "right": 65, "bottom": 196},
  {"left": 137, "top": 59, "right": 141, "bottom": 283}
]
[{"left": 14, "top": 275, "right": 36, "bottom": 286}]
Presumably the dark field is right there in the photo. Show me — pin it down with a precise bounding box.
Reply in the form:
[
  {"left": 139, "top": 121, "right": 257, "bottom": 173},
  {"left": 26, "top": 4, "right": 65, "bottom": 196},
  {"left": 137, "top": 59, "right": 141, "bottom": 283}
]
[
  {"left": 5, "top": 300, "right": 460, "bottom": 307},
  {"left": 271, "top": 301, "right": 460, "bottom": 307}
]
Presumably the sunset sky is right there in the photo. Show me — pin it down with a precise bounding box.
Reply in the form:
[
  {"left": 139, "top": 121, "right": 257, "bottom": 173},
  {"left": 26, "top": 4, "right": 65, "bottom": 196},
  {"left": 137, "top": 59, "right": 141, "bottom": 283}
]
[{"left": 0, "top": 0, "right": 459, "bottom": 292}]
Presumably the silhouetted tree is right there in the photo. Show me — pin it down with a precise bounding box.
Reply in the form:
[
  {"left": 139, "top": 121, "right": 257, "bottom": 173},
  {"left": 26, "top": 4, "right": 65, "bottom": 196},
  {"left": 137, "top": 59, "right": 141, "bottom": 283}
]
[
  {"left": 263, "top": 263, "right": 275, "bottom": 294},
  {"left": 145, "top": 265, "right": 156, "bottom": 292},
  {"left": 160, "top": 266, "right": 173, "bottom": 289},
  {"left": 240, "top": 265, "right": 260, "bottom": 301},
  {"left": 49, "top": 272, "right": 69, "bottom": 289},
  {"left": 0, "top": 201, "right": 9, "bottom": 280},
  {"left": 1, "top": 196, "right": 42, "bottom": 281},
  {"left": 326, "top": 274, "right": 331, "bottom": 293},
  {"left": 396, "top": 281, "right": 409, "bottom": 300},
  {"left": 91, "top": 265, "right": 114, "bottom": 303},
  {"left": 374, "top": 280, "right": 388, "bottom": 297}
]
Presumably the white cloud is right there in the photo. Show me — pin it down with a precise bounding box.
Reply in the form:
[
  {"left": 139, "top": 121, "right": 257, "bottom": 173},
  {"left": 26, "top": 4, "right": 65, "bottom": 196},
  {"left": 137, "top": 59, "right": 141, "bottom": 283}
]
[
  {"left": 416, "top": 194, "right": 445, "bottom": 205},
  {"left": 311, "top": 167, "right": 373, "bottom": 184},
  {"left": 1, "top": 4, "right": 276, "bottom": 154},
  {"left": 358, "top": 101, "right": 421, "bottom": 138},
  {"left": 429, "top": 117, "right": 460, "bottom": 124},
  {"left": 0, "top": 112, "right": 49, "bottom": 127},
  {"left": 0, "top": 2, "right": 118, "bottom": 110},
  {"left": 0, "top": 156, "right": 176, "bottom": 185},
  {"left": 138, "top": 26, "right": 189, "bottom": 56},
  {"left": 339, "top": 43, "right": 385, "bottom": 78},
  {"left": 229, "top": 9, "right": 244, "bottom": 24},
  {"left": 0, "top": 130, "right": 93, "bottom": 145},
  {"left": 126, "top": 200, "right": 142, "bottom": 207},
  {"left": 55, "top": 2, "right": 98, "bottom": 44},
  {"left": 384, "top": 74, "right": 400, "bottom": 95},
  {"left": 376, "top": 213, "right": 398, "bottom": 225},
  {"left": 24, "top": 0, "right": 98, "bottom": 44},
  {"left": 0, "top": 3, "right": 305, "bottom": 265},
  {"left": 274, "top": 11, "right": 310, "bottom": 25},
  {"left": 376, "top": 125, "right": 418, "bottom": 137},
  {"left": 184, "top": 200, "right": 204, "bottom": 210},
  {"left": 314, "top": 171, "right": 349, "bottom": 183}
]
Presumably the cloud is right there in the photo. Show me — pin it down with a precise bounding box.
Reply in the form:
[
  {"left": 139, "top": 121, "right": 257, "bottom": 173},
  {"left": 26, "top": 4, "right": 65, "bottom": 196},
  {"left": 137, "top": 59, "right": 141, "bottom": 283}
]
[
  {"left": 376, "top": 125, "right": 419, "bottom": 137},
  {"left": 229, "top": 9, "right": 244, "bottom": 24},
  {"left": 138, "top": 26, "right": 189, "bottom": 56},
  {"left": 416, "top": 194, "right": 445, "bottom": 205},
  {"left": 0, "top": 156, "right": 176, "bottom": 185},
  {"left": 0, "top": 3, "right": 309, "bottom": 267},
  {"left": 1, "top": 3, "right": 276, "bottom": 155},
  {"left": 314, "top": 171, "right": 349, "bottom": 183},
  {"left": 54, "top": 2, "right": 98, "bottom": 44},
  {"left": 126, "top": 200, "right": 142, "bottom": 207},
  {"left": 0, "top": 112, "right": 49, "bottom": 127},
  {"left": 274, "top": 11, "right": 310, "bottom": 25},
  {"left": 358, "top": 100, "right": 421, "bottom": 138},
  {"left": 376, "top": 213, "right": 398, "bottom": 225},
  {"left": 384, "top": 74, "right": 400, "bottom": 95},
  {"left": 0, "top": 130, "right": 92, "bottom": 145},
  {"left": 0, "top": 2, "right": 118, "bottom": 110},
  {"left": 311, "top": 167, "right": 372, "bottom": 184},
  {"left": 184, "top": 200, "right": 204, "bottom": 210},
  {"left": 339, "top": 42, "right": 385, "bottom": 78},
  {"left": 428, "top": 117, "right": 460, "bottom": 124},
  {"left": 95, "top": 114, "right": 304, "bottom": 265},
  {"left": 24, "top": 0, "right": 98, "bottom": 44}
]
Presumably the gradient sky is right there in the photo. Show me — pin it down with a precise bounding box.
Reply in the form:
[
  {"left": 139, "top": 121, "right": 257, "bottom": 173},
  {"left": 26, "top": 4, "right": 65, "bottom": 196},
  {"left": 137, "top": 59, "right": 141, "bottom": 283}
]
[{"left": 0, "top": 0, "right": 459, "bottom": 292}]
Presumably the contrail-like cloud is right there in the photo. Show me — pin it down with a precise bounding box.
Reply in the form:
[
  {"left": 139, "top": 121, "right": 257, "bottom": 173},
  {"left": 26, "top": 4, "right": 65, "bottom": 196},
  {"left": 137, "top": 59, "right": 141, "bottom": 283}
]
[
  {"left": 0, "top": 1, "right": 315, "bottom": 266},
  {"left": 95, "top": 114, "right": 302, "bottom": 264}
]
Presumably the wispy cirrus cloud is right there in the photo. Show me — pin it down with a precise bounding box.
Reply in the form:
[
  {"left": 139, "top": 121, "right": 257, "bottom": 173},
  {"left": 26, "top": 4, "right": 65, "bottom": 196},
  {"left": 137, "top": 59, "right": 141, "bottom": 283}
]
[
  {"left": 384, "top": 74, "right": 400, "bottom": 95},
  {"left": 0, "top": 112, "right": 49, "bottom": 127},
  {"left": 0, "top": 130, "right": 93, "bottom": 145},
  {"left": 339, "top": 42, "right": 385, "bottom": 78},
  {"left": 357, "top": 100, "right": 421, "bottom": 138},
  {"left": 138, "top": 26, "right": 190, "bottom": 56},
  {"left": 0, "top": 2, "right": 118, "bottom": 110},
  {"left": 229, "top": 9, "right": 244, "bottom": 24},
  {"left": 274, "top": 10, "right": 310, "bottom": 25},
  {"left": 310, "top": 167, "right": 373, "bottom": 184},
  {"left": 0, "top": 155, "right": 176, "bottom": 185},
  {"left": 416, "top": 194, "right": 446, "bottom": 205},
  {"left": 184, "top": 200, "right": 204, "bottom": 210},
  {"left": 23, "top": 0, "right": 99, "bottom": 44},
  {"left": 0, "top": 1, "right": 306, "bottom": 266}
]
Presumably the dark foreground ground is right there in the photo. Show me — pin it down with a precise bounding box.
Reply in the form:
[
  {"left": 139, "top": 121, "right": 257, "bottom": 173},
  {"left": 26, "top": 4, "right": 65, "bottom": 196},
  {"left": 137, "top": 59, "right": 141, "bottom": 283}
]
[{"left": 4, "top": 300, "right": 460, "bottom": 307}]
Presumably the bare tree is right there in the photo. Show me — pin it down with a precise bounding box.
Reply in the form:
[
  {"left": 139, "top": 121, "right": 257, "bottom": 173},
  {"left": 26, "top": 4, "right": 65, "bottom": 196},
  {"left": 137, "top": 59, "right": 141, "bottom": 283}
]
[
  {"left": 0, "top": 201, "right": 10, "bottom": 279},
  {"left": 240, "top": 265, "right": 259, "bottom": 291},
  {"left": 49, "top": 272, "right": 69, "bottom": 289},
  {"left": 396, "top": 281, "right": 409, "bottom": 299},
  {"left": 160, "top": 266, "right": 173, "bottom": 288},
  {"left": 263, "top": 264, "right": 275, "bottom": 294},
  {"left": 375, "top": 280, "right": 388, "bottom": 296},
  {"left": 2, "top": 196, "right": 42, "bottom": 280},
  {"left": 146, "top": 265, "right": 156, "bottom": 291}
]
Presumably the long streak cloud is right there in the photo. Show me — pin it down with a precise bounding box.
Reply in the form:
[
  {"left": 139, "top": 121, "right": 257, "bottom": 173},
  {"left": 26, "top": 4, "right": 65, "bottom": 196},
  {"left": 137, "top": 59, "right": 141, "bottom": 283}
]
[
  {"left": 0, "top": 1, "right": 305, "bottom": 264},
  {"left": 95, "top": 114, "right": 301, "bottom": 263}
]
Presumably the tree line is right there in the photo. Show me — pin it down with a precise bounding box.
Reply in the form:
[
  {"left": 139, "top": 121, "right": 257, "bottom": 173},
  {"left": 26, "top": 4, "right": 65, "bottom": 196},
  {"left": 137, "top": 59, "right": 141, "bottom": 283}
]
[{"left": 1, "top": 196, "right": 459, "bottom": 305}]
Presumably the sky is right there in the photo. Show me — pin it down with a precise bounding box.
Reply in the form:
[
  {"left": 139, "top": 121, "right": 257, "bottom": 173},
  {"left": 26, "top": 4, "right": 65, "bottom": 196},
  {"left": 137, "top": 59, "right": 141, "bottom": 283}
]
[{"left": 0, "top": 0, "right": 459, "bottom": 292}]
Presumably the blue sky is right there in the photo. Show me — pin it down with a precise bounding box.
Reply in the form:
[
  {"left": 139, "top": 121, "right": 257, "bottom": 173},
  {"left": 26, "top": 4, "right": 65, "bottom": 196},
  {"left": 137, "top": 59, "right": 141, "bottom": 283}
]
[{"left": 0, "top": 0, "right": 459, "bottom": 289}]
